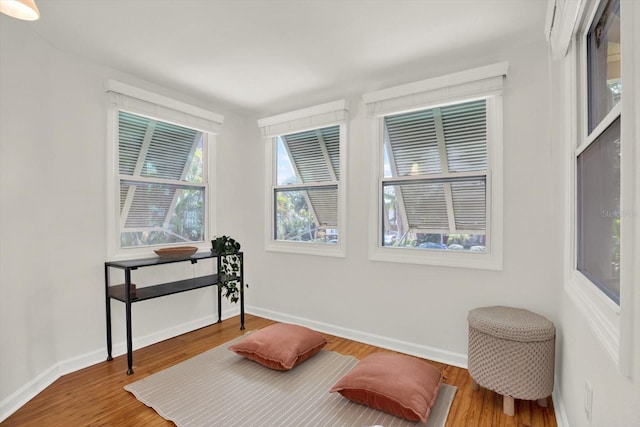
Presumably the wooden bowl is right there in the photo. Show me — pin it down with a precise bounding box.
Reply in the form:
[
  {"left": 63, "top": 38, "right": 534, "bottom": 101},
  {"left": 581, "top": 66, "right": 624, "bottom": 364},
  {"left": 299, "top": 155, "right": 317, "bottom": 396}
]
[{"left": 154, "top": 246, "right": 198, "bottom": 258}]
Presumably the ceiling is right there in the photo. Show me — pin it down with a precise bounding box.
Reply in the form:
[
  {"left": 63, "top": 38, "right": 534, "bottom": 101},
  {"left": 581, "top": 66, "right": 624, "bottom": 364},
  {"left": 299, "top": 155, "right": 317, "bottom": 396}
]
[{"left": 30, "top": 0, "right": 548, "bottom": 116}]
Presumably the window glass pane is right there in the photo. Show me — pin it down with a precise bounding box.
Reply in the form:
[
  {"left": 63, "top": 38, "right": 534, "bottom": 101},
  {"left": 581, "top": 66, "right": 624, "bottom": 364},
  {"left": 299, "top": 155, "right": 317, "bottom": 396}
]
[
  {"left": 277, "top": 125, "right": 340, "bottom": 184},
  {"left": 119, "top": 182, "right": 205, "bottom": 248},
  {"left": 382, "top": 180, "right": 486, "bottom": 252},
  {"left": 274, "top": 124, "right": 341, "bottom": 245},
  {"left": 117, "top": 111, "right": 206, "bottom": 249},
  {"left": 577, "top": 117, "right": 620, "bottom": 303},
  {"left": 381, "top": 98, "right": 488, "bottom": 252},
  {"left": 274, "top": 187, "right": 338, "bottom": 243},
  {"left": 276, "top": 137, "right": 296, "bottom": 185},
  {"left": 442, "top": 101, "right": 487, "bottom": 172},
  {"left": 383, "top": 100, "right": 486, "bottom": 177},
  {"left": 119, "top": 111, "right": 203, "bottom": 183},
  {"left": 587, "top": 0, "right": 621, "bottom": 132},
  {"left": 385, "top": 109, "right": 441, "bottom": 176}
]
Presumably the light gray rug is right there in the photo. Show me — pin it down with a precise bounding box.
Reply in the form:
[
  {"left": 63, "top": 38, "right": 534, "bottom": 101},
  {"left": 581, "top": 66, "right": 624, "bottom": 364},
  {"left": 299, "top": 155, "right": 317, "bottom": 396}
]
[{"left": 125, "top": 337, "right": 456, "bottom": 427}]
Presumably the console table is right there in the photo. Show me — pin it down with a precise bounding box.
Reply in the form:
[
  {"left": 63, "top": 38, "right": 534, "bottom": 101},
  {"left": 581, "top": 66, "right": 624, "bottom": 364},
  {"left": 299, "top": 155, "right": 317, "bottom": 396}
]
[{"left": 104, "top": 251, "right": 245, "bottom": 374}]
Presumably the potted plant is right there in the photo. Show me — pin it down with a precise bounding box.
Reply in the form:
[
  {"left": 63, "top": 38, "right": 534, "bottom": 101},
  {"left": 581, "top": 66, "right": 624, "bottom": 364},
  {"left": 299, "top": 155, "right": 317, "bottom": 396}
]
[{"left": 211, "top": 235, "right": 245, "bottom": 303}]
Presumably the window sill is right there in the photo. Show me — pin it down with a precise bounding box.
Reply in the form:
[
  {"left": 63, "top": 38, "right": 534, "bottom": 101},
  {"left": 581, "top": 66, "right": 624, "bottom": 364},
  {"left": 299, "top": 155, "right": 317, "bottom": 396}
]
[
  {"left": 369, "top": 245, "right": 503, "bottom": 270},
  {"left": 265, "top": 240, "right": 346, "bottom": 258}
]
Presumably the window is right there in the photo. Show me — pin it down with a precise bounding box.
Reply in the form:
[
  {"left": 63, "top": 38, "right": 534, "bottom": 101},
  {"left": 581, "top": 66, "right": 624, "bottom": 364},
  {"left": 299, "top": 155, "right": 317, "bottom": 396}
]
[
  {"left": 576, "top": 0, "right": 621, "bottom": 304},
  {"left": 364, "top": 63, "right": 507, "bottom": 270},
  {"left": 106, "top": 81, "right": 223, "bottom": 258},
  {"left": 275, "top": 125, "right": 340, "bottom": 243},
  {"left": 381, "top": 99, "right": 488, "bottom": 252},
  {"left": 561, "top": 0, "right": 635, "bottom": 373},
  {"left": 258, "top": 100, "right": 348, "bottom": 257}
]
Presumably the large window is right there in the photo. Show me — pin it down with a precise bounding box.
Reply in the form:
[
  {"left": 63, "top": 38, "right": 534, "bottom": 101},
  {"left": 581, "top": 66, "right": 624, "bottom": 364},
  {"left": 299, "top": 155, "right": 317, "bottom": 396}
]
[
  {"left": 259, "top": 100, "right": 347, "bottom": 257},
  {"left": 364, "top": 63, "right": 506, "bottom": 269},
  {"left": 560, "top": 0, "right": 635, "bottom": 372},
  {"left": 275, "top": 125, "right": 340, "bottom": 243},
  {"left": 106, "top": 81, "right": 223, "bottom": 258},
  {"left": 117, "top": 111, "right": 207, "bottom": 248},
  {"left": 381, "top": 99, "right": 488, "bottom": 252},
  {"left": 576, "top": 0, "right": 621, "bottom": 304}
]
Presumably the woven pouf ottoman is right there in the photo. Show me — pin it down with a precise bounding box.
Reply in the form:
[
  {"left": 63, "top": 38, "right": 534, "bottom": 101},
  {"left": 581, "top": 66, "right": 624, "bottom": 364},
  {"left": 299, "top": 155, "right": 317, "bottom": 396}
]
[{"left": 467, "top": 306, "right": 555, "bottom": 416}]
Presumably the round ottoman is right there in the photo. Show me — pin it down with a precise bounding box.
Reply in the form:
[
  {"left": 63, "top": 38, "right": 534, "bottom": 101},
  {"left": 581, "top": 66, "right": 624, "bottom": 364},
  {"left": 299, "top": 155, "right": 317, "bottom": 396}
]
[{"left": 467, "top": 306, "right": 555, "bottom": 416}]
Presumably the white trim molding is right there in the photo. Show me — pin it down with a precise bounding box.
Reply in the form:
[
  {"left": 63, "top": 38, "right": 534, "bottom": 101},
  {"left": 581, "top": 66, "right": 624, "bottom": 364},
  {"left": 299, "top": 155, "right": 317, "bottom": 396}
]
[
  {"left": 258, "top": 100, "right": 348, "bottom": 138},
  {"left": 545, "top": 0, "right": 588, "bottom": 60},
  {"left": 105, "top": 80, "right": 223, "bottom": 133},
  {"left": 363, "top": 62, "right": 508, "bottom": 117}
]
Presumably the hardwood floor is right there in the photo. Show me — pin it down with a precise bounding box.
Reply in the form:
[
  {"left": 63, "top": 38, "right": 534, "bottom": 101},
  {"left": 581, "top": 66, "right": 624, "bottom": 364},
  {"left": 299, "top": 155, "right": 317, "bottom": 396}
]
[{"left": 1, "top": 314, "right": 557, "bottom": 427}]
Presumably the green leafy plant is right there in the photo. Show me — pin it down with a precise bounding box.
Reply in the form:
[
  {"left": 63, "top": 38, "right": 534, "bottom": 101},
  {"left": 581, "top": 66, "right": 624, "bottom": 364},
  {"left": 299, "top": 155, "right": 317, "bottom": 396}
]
[{"left": 211, "top": 235, "right": 246, "bottom": 303}]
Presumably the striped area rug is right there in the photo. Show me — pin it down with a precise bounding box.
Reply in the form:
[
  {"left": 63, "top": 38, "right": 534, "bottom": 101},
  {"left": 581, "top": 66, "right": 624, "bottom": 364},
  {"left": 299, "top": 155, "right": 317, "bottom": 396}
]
[{"left": 125, "top": 337, "right": 456, "bottom": 427}]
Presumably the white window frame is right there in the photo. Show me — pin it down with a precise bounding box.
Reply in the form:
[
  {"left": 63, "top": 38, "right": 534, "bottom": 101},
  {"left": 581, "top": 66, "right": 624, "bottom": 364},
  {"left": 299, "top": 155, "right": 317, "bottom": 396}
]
[
  {"left": 558, "top": 0, "right": 636, "bottom": 376},
  {"left": 364, "top": 63, "right": 507, "bottom": 270},
  {"left": 105, "top": 81, "right": 223, "bottom": 260},
  {"left": 258, "top": 100, "right": 348, "bottom": 257}
]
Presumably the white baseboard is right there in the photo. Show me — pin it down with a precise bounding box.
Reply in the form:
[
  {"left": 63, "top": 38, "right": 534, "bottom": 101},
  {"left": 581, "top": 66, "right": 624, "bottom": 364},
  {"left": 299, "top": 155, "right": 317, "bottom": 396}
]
[
  {"left": 0, "top": 308, "right": 239, "bottom": 423},
  {"left": 0, "top": 364, "right": 62, "bottom": 424},
  {"left": 552, "top": 380, "right": 571, "bottom": 427},
  {"left": 247, "top": 306, "right": 468, "bottom": 368}
]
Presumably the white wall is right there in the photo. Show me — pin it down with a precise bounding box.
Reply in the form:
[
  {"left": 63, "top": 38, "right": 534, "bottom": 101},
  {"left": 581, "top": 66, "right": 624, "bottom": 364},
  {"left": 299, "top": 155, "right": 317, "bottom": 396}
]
[
  {"left": 0, "top": 16, "right": 58, "bottom": 411},
  {"left": 0, "top": 18, "right": 255, "bottom": 418}
]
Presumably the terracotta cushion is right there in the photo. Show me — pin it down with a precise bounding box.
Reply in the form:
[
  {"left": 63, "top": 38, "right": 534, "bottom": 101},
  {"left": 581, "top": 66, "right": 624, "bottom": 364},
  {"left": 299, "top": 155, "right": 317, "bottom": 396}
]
[
  {"left": 330, "top": 352, "right": 442, "bottom": 423},
  {"left": 228, "top": 323, "right": 327, "bottom": 370}
]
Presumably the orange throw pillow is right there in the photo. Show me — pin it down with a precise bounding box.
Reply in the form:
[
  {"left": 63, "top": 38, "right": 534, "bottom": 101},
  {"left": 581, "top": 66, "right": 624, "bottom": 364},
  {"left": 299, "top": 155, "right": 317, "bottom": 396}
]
[
  {"left": 228, "top": 323, "right": 327, "bottom": 370},
  {"left": 330, "top": 352, "right": 442, "bottom": 423}
]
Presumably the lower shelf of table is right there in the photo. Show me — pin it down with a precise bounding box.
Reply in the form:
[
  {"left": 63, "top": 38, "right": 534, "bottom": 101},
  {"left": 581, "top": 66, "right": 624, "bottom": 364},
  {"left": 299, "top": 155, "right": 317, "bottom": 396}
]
[{"left": 108, "top": 274, "right": 224, "bottom": 302}]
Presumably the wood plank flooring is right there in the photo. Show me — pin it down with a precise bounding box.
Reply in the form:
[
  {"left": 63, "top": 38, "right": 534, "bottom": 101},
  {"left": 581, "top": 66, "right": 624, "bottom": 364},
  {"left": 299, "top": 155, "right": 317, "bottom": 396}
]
[{"left": 1, "top": 314, "right": 557, "bottom": 427}]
